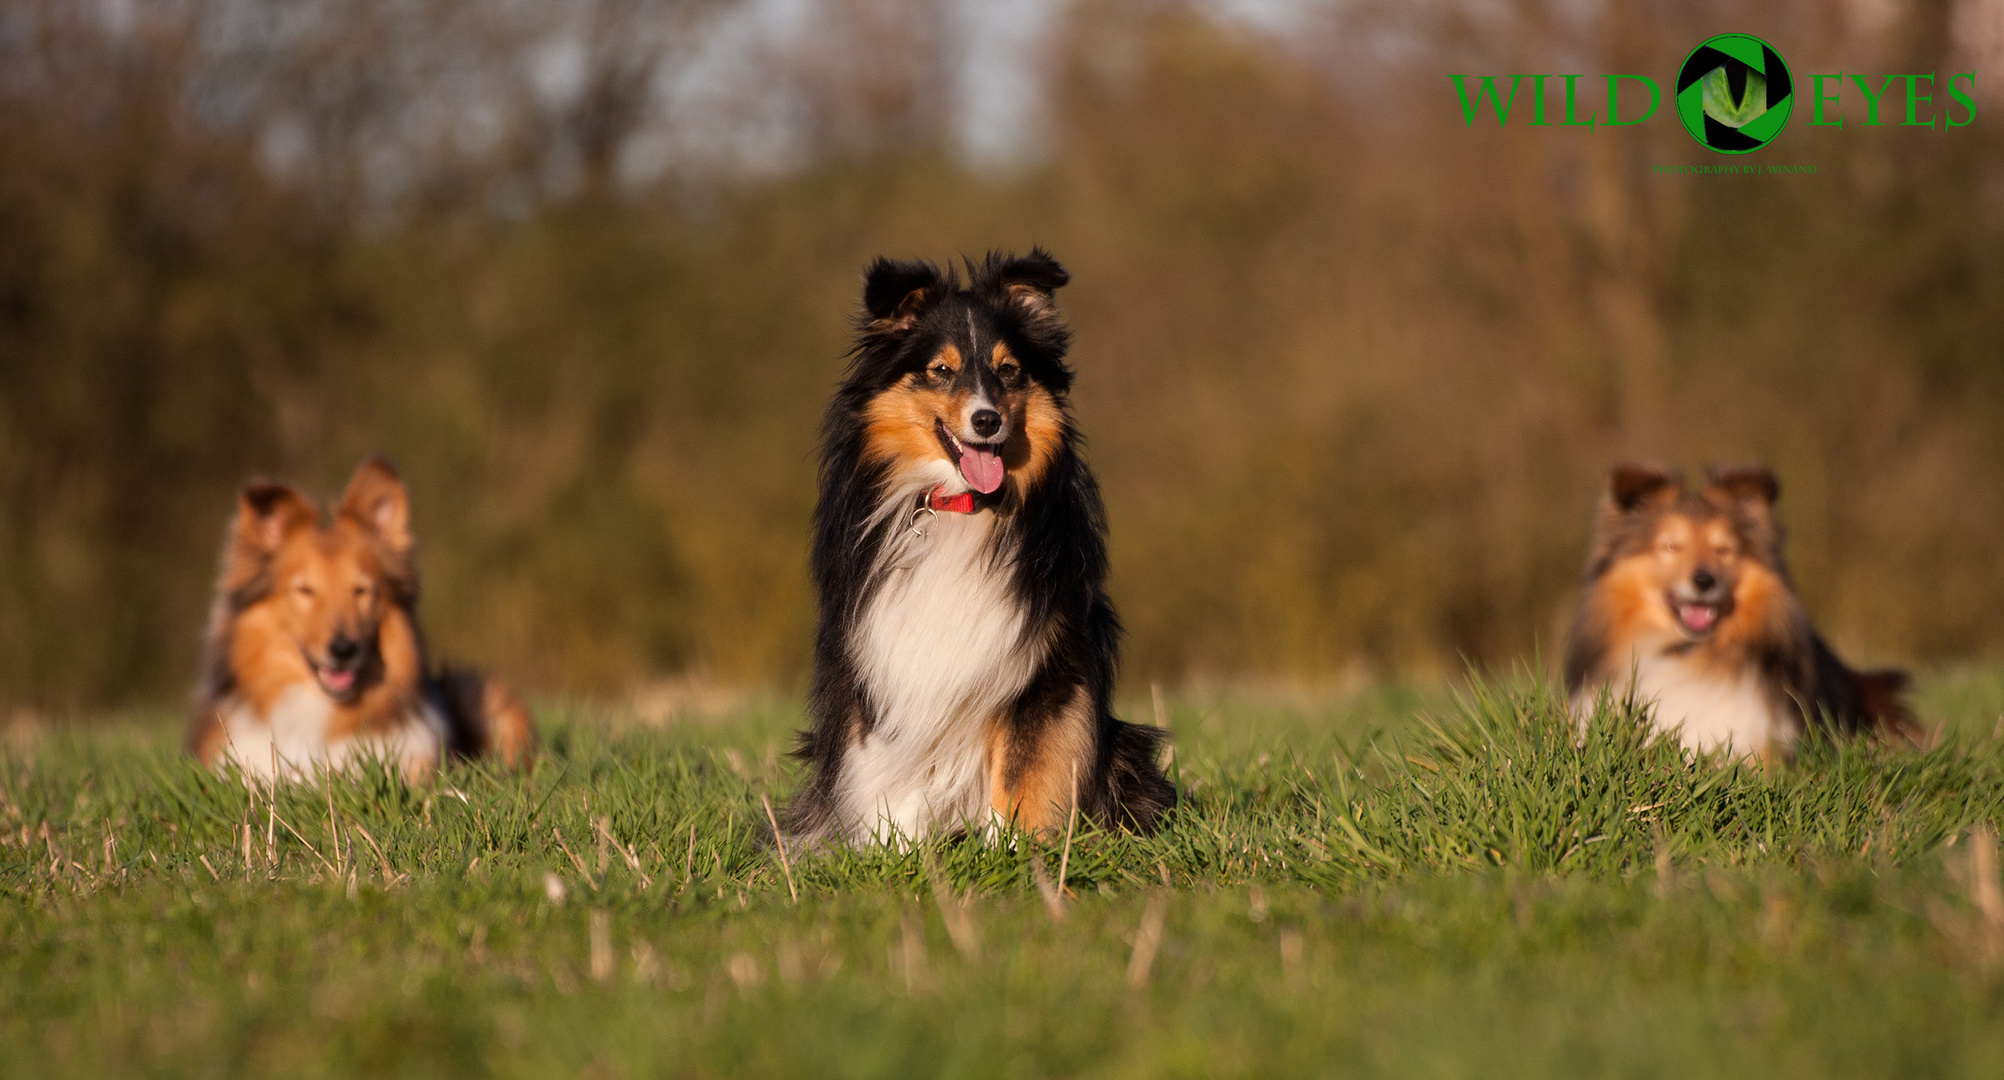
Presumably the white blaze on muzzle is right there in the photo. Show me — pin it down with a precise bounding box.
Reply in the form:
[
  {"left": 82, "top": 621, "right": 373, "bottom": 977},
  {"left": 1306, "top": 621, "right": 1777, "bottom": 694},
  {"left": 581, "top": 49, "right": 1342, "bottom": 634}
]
[{"left": 948, "top": 314, "right": 1008, "bottom": 495}]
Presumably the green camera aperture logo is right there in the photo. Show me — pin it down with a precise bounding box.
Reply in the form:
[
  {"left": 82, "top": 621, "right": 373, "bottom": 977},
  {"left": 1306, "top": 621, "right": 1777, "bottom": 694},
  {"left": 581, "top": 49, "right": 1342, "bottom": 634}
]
[{"left": 1676, "top": 34, "right": 1795, "bottom": 153}]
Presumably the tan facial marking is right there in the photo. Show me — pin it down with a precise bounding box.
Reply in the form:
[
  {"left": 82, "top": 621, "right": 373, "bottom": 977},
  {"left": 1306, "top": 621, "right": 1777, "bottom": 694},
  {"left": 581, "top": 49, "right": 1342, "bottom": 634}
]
[
  {"left": 1649, "top": 513, "right": 1745, "bottom": 591},
  {"left": 1597, "top": 554, "right": 1679, "bottom": 636},
  {"left": 860, "top": 345, "right": 975, "bottom": 470},
  {"left": 990, "top": 342, "right": 1020, "bottom": 378},
  {"left": 925, "top": 343, "right": 962, "bottom": 380},
  {"left": 1005, "top": 386, "right": 1064, "bottom": 494},
  {"left": 860, "top": 340, "right": 1066, "bottom": 499},
  {"left": 272, "top": 522, "right": 385, "bottom": 664},
  {"left": 1700, "top": 518, "right": 1742, "bottom": 561},
  {"left": 863, "top": 384, "right": 956, "bottom": 468},
  {"left": 1713, "top": 560, "right": 1787, "bottom": 654}
]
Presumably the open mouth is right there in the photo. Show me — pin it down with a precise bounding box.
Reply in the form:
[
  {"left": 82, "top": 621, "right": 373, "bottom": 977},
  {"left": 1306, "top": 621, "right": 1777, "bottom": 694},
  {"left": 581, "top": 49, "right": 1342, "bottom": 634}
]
[
  {"left": 1669, "top": 599, "right": 1722, "bottom": 636},
  {"left": 935, "top": 420, "right": 1006, "bottom": 495},
  {"left": 310, "top": 660, "right": 360, "bottom": 699}
]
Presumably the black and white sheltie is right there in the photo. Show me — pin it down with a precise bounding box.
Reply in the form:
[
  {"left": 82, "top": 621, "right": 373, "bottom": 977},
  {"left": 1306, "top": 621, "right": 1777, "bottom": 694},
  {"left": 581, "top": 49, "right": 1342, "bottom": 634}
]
[{"left": 785, "top": 249, "right": 1176, "bottom": 845}]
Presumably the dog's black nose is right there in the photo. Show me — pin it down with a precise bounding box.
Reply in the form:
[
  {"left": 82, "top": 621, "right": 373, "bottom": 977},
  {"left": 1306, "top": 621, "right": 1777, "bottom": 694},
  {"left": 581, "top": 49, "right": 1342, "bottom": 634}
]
[
  {"left": 328, "top": 635, "right": 360, "bottom": 665},
  {"left": 1692, "top": 569, "right": 1716, "bottom": 592},
  {"left": 971, "top": 409, "right": 1002, "bottom": 439}
]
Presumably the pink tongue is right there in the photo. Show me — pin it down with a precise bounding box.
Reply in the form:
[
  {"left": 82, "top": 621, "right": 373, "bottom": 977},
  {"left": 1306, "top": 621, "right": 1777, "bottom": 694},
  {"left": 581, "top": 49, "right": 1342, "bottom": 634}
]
[
  {"left": 320, "top": 668, "right": 355, "bottom": 693},
  {"left": 959, "top": 445, "right": 1006, "bottom": 494},
  {"left": 1679, "top": 604, "right": 1716, "bottom": 633}
]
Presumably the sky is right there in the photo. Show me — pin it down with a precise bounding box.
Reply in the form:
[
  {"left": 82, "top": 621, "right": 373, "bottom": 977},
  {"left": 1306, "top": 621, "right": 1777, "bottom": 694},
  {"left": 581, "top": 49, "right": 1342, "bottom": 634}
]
[{"left": 636, "top": 0, "right": 1342, "bottom": 177}]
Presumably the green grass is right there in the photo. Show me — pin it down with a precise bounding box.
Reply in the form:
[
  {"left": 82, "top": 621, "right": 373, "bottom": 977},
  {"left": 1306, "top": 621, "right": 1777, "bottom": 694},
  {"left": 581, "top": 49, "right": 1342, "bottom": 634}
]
[{"left": 6, "top": 671, "right": 2004, "bottom": 1078}]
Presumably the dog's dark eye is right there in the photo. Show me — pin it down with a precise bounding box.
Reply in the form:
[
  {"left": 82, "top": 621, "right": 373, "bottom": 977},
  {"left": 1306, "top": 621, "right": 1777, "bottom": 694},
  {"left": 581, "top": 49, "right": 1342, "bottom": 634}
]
[
  {"left": 995, "top": 361, "right": 1020, "bottom": 380},
  {"left": 929, "top": 363, "right": 954, "bottom": 379},
  {"left": 294, "top": 582, "right": 315, "bottom": 597}
]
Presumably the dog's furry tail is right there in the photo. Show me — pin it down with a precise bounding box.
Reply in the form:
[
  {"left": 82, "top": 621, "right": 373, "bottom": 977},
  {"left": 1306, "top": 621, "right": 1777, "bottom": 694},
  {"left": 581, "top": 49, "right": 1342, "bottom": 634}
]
[
  {"left": 1098, "top": 719, "right": 1177, "bottom": 834},
  {"left": 1855, "top": 668, "right": 1925, "bottom": 747},
  {"left": 432, "top": 667, "right": 538, "bottom": 769},
  {"left": 1807, "top": 633, "right": 1924, "bottom": 747}
]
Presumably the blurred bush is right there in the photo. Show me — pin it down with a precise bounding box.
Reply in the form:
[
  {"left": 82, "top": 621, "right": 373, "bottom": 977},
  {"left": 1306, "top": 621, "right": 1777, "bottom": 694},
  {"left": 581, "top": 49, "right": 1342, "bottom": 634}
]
[{"left": 1, "top": 0, "right": 1999, "bottom": 712}]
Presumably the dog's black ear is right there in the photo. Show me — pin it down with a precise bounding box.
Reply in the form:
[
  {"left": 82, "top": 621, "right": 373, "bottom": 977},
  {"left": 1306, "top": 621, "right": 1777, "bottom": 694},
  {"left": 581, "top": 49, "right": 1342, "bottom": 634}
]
[
  {"left": 985, "top": 248, "right": 1069, "bottom": 315},
  {"left": 1606, "top": 463, "right": 1680, "bottom": 512},
  {"left": 1704, "top": 465, "right": 1779, "bottom": 509},
  {"left": 992, "top": 248, "right": 1069, "bottom": 294},
  {"left": 862, "top": 258, "right": 943, "bottom": 335}
]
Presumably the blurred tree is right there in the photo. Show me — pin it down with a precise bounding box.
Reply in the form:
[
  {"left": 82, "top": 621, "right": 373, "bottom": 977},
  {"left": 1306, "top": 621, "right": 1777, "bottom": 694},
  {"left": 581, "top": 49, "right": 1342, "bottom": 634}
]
[{"left": 0, "top": 0, "right": 1998, "bottom": 712}]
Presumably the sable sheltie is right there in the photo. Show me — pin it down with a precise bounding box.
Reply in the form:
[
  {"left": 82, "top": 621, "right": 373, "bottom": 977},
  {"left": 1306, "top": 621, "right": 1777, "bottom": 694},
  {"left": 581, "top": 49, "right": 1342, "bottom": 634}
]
[
  {"left": 1563, "top": 463, "right": 1921, "bottom": 759},
  {"left": 186, "top": 456, "right": 535, "bottom": 781},
  {"left": 785, "top": 250, "right": 1175, "bottom": 845}
]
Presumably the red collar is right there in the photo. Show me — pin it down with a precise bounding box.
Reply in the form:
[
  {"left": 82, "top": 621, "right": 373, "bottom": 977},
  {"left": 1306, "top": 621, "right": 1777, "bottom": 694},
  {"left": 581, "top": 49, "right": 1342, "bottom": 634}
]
[{"left": 926, "top": 487, "right": 978, "bottom": 513}]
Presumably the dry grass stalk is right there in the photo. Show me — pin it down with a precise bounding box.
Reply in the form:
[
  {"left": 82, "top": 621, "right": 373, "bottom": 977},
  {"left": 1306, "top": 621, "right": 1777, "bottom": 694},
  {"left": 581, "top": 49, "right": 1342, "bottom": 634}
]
[
  {"left": 270, "top": 808, "right": 338, "bottom": 879},
  {"left": 761, "top": 795, "right": 797, "bottom": 904},
  {"left": 1653, "top": 825, "right": 1674, "bottom": 899},
  {"left": 1058, "top": 764, "right": 1078, "bottom": 899},
  {"left": 1030, "top": 853, "right": 1067, "bottom": 923},
  {"left": 900, "top": 911, "right": 929, "bottom": 994},
  {"left": 1152, "top": 682, "right": 1175, "bottom": 770},
  {"left": 1126, "top": 894, "right": 1169, "bottom": 992},
  {"left": 923, "top": 851, "right": 980, "bottom": 960},
  {"left": 1280, "top": 928, "right": 1305, "bottom": 992},
  {"left": 1972, "top": 826, "right": 2004, "bottom": 964},
  {"left": 324, "top": 779, "right": 342, "bottom": 877},
  {"left": 550, "top": 826, "right": 598, "bottom": 890},
  {"left": 589, "top": 909, "right": 613, "bottom": 983},
  {"left": 597, "top": 816, "right": 655, "bottom": 891},
  {"left": 347, "top": 820, "right": 402, "bottom": 888}
]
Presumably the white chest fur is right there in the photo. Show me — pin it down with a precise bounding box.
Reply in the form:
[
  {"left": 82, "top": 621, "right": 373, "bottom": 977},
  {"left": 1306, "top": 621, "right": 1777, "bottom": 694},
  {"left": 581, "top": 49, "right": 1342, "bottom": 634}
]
[
  {"left": 837, "top": 506, "right": 1045, "bottom": 843},
  {"left": 1579, "top": 639, "right": 1791, "bottom": 758},
  {"left": 217, "top": 682, "right": 445, "bottom": 782}
]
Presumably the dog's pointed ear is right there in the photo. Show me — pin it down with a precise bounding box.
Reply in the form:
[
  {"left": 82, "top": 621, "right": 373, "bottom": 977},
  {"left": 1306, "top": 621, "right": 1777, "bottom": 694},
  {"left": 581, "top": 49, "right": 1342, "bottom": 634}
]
[
  {"left": 336, "top": 455, "right": 412, "bottom": 554},
  {"left": 1582, "top": 463, "right": 1681, "bottom": 580},
  {"left": 1706, "top": 464, "right": 1785, "bottom": 570},
  {"left": 1704, "top": 465, "right": 1779, "bottom": 510},
  {"left": 862, "top": 258, "right": 943, "bottom": 336},
  {"left": 225, "top": 482, "right": 316, "bottom": 592},
  {"left": 990, "top": 247, "right": 1069, "bottom": 315},
  {"left": 233, "top": 482, "right": 316, "bottom": 555},
  {"left": 1606, "top": 463, "right": 1681, "bottom": 512}
]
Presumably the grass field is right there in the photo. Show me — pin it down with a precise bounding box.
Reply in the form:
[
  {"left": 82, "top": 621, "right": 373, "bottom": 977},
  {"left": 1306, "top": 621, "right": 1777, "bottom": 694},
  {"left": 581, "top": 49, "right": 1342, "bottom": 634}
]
[{"left": 6, "top": 669, "right": 2004, "bottom": 1079}]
